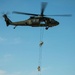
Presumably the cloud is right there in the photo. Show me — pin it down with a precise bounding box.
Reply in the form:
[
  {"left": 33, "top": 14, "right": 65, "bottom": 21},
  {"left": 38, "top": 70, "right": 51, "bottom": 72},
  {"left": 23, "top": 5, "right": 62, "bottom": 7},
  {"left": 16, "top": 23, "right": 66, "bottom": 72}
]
[
  {"left": 8, "top": 72, "right": 22, "bottom": 75},
  {"left": 0, "top": 36, "right": 22, "bottom": 45},
  {"left": 0, "top": 54, "right": 12, "bottom": 64},
  {"left": 0, "top": 70, "right": 24, "bottom": 75},
  {"left": 0, "top": 37, "right": 6, "bottom": 42},
  {"left": 0, "top": 70, "right": 6, "bottom": 75},
  {"left": 3, "top": 54, "right": 12, "bottom": 62}
]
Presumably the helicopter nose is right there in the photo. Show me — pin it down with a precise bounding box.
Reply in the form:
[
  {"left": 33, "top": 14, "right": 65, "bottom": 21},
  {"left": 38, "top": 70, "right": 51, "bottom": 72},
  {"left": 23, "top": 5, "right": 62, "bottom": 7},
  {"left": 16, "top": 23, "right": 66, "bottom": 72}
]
[{"left": 55, "top": 21, "right": 59, "bottom": 25}]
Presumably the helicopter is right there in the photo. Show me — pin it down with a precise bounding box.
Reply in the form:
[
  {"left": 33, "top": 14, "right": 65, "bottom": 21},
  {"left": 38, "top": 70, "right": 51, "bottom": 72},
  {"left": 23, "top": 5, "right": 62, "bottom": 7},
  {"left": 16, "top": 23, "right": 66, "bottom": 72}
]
[{"left": 3, "top": 2, "right": 71, "bottom": 30}]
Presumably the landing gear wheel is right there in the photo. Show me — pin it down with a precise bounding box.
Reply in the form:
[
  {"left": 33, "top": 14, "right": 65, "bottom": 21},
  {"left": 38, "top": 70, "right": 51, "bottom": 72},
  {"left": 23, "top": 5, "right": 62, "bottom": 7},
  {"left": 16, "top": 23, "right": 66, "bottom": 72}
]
[
  {"left": 45, "top": 27, "right": 48, "bottom": 30},
  {"left": 13, "top": 26, "right": 16, "bottom": 29}
]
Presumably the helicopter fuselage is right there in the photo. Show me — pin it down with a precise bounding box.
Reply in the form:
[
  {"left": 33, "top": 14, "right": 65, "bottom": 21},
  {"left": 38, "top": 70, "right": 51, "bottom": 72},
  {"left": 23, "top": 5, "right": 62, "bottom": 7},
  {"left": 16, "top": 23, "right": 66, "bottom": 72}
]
[
  {"left": 12, "top": 16, "right": 59, "bottom": 27},
  {"left": 3, "top": 14, "right": 59, "bottom": 29}
]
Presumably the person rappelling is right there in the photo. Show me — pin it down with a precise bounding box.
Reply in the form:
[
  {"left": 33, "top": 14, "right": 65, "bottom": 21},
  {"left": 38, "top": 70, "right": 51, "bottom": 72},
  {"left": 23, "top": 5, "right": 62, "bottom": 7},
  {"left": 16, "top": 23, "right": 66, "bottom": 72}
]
[
  {"left": 39, "top": 41, "right": 44, "bottom": 47},
  {"left": 37, "top": 66, "right": 41, "bottom": 71}
]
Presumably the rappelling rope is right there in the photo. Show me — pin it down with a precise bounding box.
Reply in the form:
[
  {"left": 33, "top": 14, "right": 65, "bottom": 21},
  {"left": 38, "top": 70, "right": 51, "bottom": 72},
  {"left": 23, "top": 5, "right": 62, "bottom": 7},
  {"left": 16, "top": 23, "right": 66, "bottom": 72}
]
[
  {"left": 37, "top": 27, "right": 44, "bottom": 74},
  {"left": 40, "top": 27, "right": 44, "bottom": 42}
]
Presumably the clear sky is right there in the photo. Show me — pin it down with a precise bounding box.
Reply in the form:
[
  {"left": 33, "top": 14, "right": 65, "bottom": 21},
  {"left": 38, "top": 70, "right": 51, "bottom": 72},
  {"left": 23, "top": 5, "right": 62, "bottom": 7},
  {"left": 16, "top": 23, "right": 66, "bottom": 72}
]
[{"left": 0, "top": 0, "right": 75, "bottom": 75}]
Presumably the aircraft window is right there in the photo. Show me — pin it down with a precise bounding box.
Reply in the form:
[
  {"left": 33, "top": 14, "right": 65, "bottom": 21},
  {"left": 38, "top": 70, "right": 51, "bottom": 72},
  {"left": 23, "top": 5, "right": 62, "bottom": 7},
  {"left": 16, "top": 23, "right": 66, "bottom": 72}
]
[
  {"left": 28, "top": 20, "right": 32, "bottom": 24},
  {"left": 32, "top": 19, "right": 39, "bottom": 22},
  {"left": 49, "top": 19, "right": 51, "bottom": 21},
  {"left": 51, "top": 19, "right": 55, "bottom": 22},
  {"left": 50, "top": 19, "right": 54, "bottom": 21},
  {"left": 36, "top": 19, "right": 39, "bottom": 22},
  {"left": 52, "top": 19, "right": 54, "bottom": 20}
]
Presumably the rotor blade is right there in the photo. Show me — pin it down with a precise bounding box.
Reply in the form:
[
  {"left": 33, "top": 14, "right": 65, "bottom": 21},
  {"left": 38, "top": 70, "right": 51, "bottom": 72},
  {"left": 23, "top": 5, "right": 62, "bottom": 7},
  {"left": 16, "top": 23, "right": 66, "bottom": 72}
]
[
  {"left": 13, "top": 11, "right": 39, "bottom": 16},
  {"left": 41, "top": 2, "right": 47, "bottom": 16},
  {"left": 44, "top": 14, "right": 72, "bottom": 17}
]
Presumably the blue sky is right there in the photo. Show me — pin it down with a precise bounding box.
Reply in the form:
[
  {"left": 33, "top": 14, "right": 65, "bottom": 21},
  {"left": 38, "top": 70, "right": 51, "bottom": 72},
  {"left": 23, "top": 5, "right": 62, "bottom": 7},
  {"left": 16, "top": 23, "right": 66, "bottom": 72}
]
[{"left": 0, "top": 0, "right": 75, "bottom": 75}]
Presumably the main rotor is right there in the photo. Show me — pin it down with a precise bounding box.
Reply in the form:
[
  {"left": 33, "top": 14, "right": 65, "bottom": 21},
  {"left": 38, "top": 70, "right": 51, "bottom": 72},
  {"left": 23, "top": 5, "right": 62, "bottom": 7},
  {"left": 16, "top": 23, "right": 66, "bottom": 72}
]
[{"left": 12, "top": 2, "right": 72, "bottom": 17}]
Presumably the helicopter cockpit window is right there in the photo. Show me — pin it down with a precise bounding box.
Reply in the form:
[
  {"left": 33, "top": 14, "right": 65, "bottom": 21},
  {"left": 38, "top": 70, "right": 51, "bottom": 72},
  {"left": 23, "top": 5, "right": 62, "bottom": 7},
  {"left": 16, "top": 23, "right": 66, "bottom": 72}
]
[{"left": 50, "top": 19, "right": 55, "bottom": 23}]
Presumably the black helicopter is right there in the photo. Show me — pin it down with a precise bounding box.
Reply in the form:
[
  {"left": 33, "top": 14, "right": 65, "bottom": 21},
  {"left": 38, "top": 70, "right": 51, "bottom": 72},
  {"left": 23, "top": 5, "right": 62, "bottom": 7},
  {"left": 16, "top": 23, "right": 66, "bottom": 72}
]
[{"left": 3, "top": 2, "right": 71, "bottom": 30}]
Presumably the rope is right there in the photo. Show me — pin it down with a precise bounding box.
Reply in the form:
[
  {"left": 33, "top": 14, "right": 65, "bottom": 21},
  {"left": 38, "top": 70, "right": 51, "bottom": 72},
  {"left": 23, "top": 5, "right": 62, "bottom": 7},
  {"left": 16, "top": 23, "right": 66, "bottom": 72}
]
[
  {"left": 37, "top": 27, "right": 44, "bottom": 73},
  {"left": 39, "top": 44, "right": 42, "bottom": 64},
  {"left": 40, "top": 27, "right": 44, "bottom": 42}
]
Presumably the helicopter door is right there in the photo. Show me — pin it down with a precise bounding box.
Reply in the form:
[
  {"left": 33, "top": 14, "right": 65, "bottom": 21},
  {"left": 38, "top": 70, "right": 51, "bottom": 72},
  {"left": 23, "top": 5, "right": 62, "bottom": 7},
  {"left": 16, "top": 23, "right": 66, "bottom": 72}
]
[{"left": 40, "top": 21, "right": 45, "bottom": 24}]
